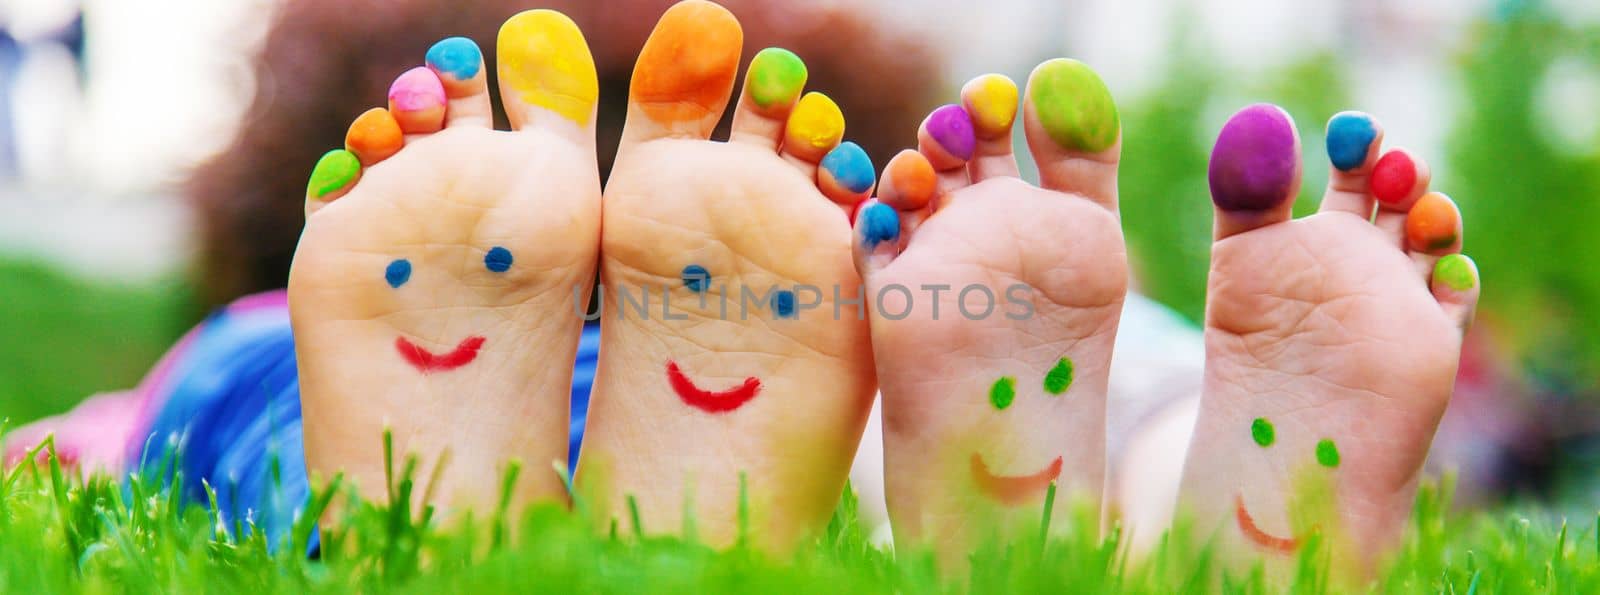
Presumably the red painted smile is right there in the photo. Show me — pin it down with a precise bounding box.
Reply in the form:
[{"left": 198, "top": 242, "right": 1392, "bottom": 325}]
[
  {"left": 395, "top": 336, "right": 485, "bottom": 373},
  {"left": 970, "top": 453, "right": 1063, "bottom": 507},
  {"left": 666, "top": 360, "right": 761, "bottom": 413},
  {"left": 1234, "top": 493, "right": 1299, "bottom": 554}
]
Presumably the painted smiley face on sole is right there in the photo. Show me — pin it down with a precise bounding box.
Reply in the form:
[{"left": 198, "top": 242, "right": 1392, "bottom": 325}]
[
  {"left": 1234, "top": 493, "right": 1300, "bottom": 554},
  {"left": 665, "top": 360, "right": 761, "bottom": 413},
  {"left": 971, "top": 453, "right": 1064, "bottom": 507},
  {"left": 1233, "top": 417, "right": 1342, "bottom": 554},
  {"left": 381, "top": 251, "right": 512, "bottom": 374},
  {"left": 396, "top": 336, "right": 487, "bottom": 373},
  {"left": 967, "top": 359, "right": 1074, "bottom": 505}
]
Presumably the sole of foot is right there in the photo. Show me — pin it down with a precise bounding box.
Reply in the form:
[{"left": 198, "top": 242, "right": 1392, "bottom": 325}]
[
  {"left": 290, "top": 12, "right": 601, "bottom": 517},
  {"left": 574, "top": 0, "right": 877, "bottom": 551},
  {"left": 854, "top": 63, "right": 1126, "bottom": 564},
  {"left": 1177, "top": 105, "right": 1479, "bottom": 574}
]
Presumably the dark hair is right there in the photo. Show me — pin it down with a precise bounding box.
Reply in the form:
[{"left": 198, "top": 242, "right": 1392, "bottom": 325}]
[{"left": 185, "top": 0, "right": 941, "bottom": 307}]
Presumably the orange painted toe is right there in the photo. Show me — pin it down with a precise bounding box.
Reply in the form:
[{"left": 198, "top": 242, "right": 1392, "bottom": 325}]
[
  {"left": 630, "top": 0, "right": 743, "bottom": 125},
  {"left": 345, "top": 108, "right": 404, "bottom": 165}
]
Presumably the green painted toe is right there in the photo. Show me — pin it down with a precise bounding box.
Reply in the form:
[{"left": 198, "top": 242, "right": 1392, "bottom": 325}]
[
  {"left": 307, "top": 149, "right": 360, "bottom": 199},
  {"left": 1433, "top": 254, "right": 1478, "bottom": 291},
  {"left": 1030, "top": 58, "right": 1119, "bottom": 153}
]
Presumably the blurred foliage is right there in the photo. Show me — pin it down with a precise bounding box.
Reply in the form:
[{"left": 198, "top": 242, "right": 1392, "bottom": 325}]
[
  {"left": 1121, "top": 23, "right": 1351, "bottom": 323},
  {"left": 1448, "top": 5, "right": 1600, "bottom": 389},
  {"left": 0, "top": 258, "right": 191, "bottom": 424},
  {"left": 1115, "top": 1, "right": 1600, "bottom": 500},
  {"left": 1122, "top": 3, "right": 1600, "bottom": 403}
]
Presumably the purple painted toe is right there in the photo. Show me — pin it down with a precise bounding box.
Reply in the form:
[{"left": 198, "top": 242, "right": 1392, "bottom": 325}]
[
  {"left": 925, "top": 104, "right": 977, "bottom": 160},
  {"left": 1208, "top": 104, "right": 1300, "bottom": 211}
]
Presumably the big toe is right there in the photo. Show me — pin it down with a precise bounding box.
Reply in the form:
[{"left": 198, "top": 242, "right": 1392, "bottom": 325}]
[
  {"left": 496, "top": 9, "right": 599, "bottom": 141},
  {"left": 620, "top": 0, "right": 744, "bottom": 146},
  {"left": 1207, "top": 103, "right": 1302, "bottom": 240},
  {"left": 1023, "top": 58, "right": 1121, "bottom": 211}
]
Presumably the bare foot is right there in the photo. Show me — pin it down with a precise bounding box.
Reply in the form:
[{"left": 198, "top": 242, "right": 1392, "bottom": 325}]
[
  {"left": 575, "top": 0, "right": 876, "bottom": 551},
  {"left": 855, "top": 63, "right": 1125, "bottom": 560},
  {"left": 290, "top": 12, "right": 601, "bottom": 515},
  {"left": 1177, "top": 105, "right": 1479, "bottom": 572}
]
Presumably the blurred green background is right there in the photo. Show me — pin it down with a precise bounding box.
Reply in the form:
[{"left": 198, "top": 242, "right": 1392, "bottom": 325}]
[
  {"left": 0, "top": 1, "right": 1596, "bottom": 499},
  {"left": 0, "top": 259, "right": 192, "bottom": 424}
]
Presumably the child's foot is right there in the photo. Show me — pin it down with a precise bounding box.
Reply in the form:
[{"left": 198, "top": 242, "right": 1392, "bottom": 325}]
[
  {"left": 575, "top": 0, "right": 876, "bottom": 550},
  {"left": 1177, "top": 105, "right": 1479, "bottom": 570},
  {"left": 290, "top": 12, "right": 601, "bottom": 514},
  {"left": 855, "top": 64, "right": 1126, "bottom": 555}
]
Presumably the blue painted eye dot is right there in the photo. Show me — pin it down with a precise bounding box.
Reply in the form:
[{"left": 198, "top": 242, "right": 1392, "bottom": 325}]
[
  {"left": 485, "top": 246, "right": 514, "bottom": 273},
  {"left": 682, "top": 264, "right": 710, "bottom": 293},
  {"left": 772, "top": 289, "right": 797, "bottom": 318},
  {"left": 385, "top": 258, "right": 412, "bottom": 288}
]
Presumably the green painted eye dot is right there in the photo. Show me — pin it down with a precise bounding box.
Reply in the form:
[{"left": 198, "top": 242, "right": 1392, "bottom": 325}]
[
  {"left": 1316, "top": 439, "right": 1341, "bottom": 468},
  {"left": 1044, "top": 357, "right": 1074, "bottom": 395},
  {"left": 989, "top": 377, "right": 1016, "bottom": 410},
  {"left": 1250, "top": 418, "right": 1275, "bottom": 447}
]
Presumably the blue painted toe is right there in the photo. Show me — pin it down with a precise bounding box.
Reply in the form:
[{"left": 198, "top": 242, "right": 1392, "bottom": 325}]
[
  {"left": 859, "top": 202, "right": 900, "bottom": 248},
  {"left": 821, "top": 141, "right": 876, "bottom": 194},
  {"left": 1326, "top": 111, "right": 1377, "bottom": 172},
  {"left": 426, "top": 37, "right": 483, "bottom": 81}
]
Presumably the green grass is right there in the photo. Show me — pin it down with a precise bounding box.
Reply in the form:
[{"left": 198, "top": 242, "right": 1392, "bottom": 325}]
[
  {"left": 1, "top": 434, "right": 1597, "bottom": 593},
  {"left": 0, "top": 258, "right": 193, "bottom": 424}
]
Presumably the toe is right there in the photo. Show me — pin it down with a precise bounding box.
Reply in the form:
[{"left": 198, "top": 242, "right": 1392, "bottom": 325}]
[
  {"left": 852, "top": 200, "right": 903, "bottom": 278},
  {"left": 779, "top": 91, "right": 845, "bottom": 173},
  {"left": 1207, "top": 103, "right": 1301, "bottom": 240},
  {"left": 426, "top": 36, "right": 493, "bottom": 129},
  {"left": 305, "top": 149, "right": 361, "bottom": 215},
  {"left": 1430, "top": 253, "right": 1480, "bottom": 332},
  {"left": 916, "top": 104, "right": 977, "bottom": 197},
  {"left": 345, "top": 108, "right": 403, "bottom": 165},
  {"left": 496, "top": 9, "right": 599, "bottom": 141},
  {"left": 388, "top": 67, "right": 447, "bottom": 138},
  {"left": 877, "top": 149, "right": 937, "bottom": 232},
  {"left": 818, "top": 141, "right": 876, "bottom": 210},
  {"left": 1023, "top": 58, "right": 1121, "bottom": 211},
  {"left": 1371, "top": 149, "right": 1433, "bottom": 210},
  {"left": 620, "top": 0, "right": 743, "bottom": 146},
  {"left": 1405, "top": 190, "right": 1463, "bottom": 264},
  {"left": 960, "top": 73, "right": 1021, "bottom": 181},
  {"left": 1370, "top": 148, "right": 1435, "bottom": 246},
  {"left": 1317, "top": 111, "right": 1384, "bottom": 218},
  {"left": 730, "top": 47, "right": 808, "bottom": 151}
]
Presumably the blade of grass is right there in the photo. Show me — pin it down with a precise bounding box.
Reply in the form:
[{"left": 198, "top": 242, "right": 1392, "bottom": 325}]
[
  {"left": 492, "top": 459, "right": 522, "bottom": 550},
  {"left": 383, "top": 428, "right": 395, "bottom": 506},
  {"left": 1038, "top": 480, "right": 1058, "bottom": 549},
  {"left": 737, "top": 472, "right": 750, "bottom": 550},
  {"left": 628, "top": 494, "right": 644, "bottom": 540},
  {"left": 292, "top": 472, "right": 343, "bottom": 558}
]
